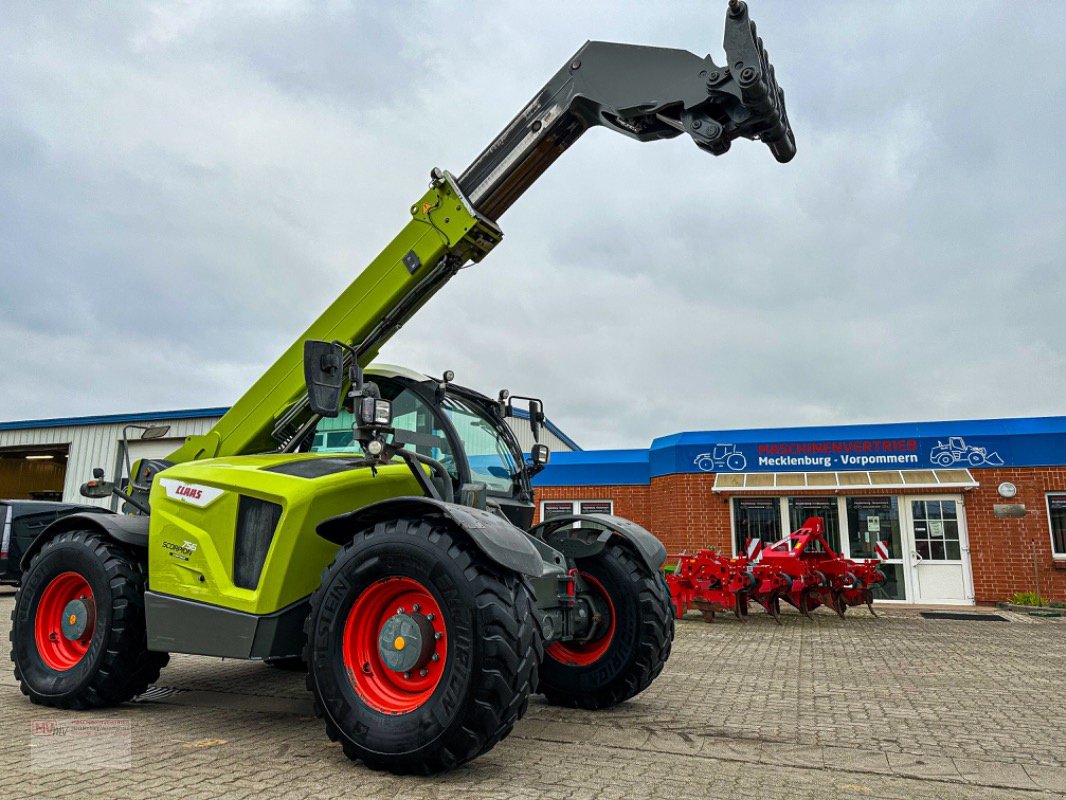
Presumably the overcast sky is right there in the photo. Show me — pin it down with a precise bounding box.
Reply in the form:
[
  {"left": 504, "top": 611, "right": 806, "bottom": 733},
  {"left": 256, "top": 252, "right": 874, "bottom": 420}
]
[{"left": 2, "top": 1, "right": 1064, "bottom": 450}]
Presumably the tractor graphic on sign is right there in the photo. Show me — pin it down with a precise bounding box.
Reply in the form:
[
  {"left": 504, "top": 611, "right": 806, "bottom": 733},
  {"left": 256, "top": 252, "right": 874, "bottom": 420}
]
[
  {"left": 929, "top": 436, "right": 1004, "bottom": 467},
  {"left": 694, "top": 444, "right": 747, "bottom": 472}
]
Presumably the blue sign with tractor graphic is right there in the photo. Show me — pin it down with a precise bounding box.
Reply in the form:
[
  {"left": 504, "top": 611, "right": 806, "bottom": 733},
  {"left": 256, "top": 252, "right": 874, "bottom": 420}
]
[
  {"left": 928, "top": 437, "right": 1004, "bottom": 467},
  {"left": 693, "top": 445, "right": 747, "bottom": 472}
]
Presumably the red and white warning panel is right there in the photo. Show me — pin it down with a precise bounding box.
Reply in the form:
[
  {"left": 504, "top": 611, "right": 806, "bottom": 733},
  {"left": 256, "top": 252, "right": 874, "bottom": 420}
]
[{"left": 874, "top": 540, "right": 890, "bottom": 561}]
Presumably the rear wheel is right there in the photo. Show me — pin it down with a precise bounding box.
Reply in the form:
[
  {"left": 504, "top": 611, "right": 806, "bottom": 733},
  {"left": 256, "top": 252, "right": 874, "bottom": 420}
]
[
  {"left": 10, "top": 530, "right": 168, "bottom": 709},
  {"left": 305, "top": 516, "right": 540, "bottom": 774},
  {"left": 539, "top": 542, "right": 673, "bottom": 709}
]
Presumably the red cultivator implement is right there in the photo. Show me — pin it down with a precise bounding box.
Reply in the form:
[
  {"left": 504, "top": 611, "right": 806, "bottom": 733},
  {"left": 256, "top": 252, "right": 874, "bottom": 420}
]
[{"left": 666, "top": 517, "right": 887, "bottom": 624}]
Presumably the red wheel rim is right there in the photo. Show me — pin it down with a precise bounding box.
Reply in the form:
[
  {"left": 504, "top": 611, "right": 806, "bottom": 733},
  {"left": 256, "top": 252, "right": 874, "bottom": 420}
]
[
  {"left": 341, "top": 576, "right": 448, "bottom": 715},
  {"left": 546, "top": 572, "right": 616, "bottom": 667},
  {"left": 35, "top": 572, "right": 95, "bottom": 671}
]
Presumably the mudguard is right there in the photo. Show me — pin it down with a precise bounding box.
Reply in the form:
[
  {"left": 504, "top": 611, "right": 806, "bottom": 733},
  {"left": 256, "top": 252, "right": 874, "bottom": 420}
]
[
  {"left": 317, "top": 497, "right": 544, "bottom": 578},
  {"left": 527, "top": 513, "right": 668, "bottom": 572},
  {"left": 19, "top": 511, "right": 149, "bottom": 571}
]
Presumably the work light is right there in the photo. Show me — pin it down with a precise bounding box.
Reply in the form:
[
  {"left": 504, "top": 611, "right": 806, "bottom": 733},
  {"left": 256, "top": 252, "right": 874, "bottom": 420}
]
[{"left": 359, "top": 398, "right": 392, "bottom": 427}]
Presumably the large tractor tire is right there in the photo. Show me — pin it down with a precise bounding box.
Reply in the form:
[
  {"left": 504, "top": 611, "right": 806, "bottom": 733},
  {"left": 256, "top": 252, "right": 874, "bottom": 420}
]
[
  {"left": 305, "top": 516, "right": 541, "bottom": 775},
  {"left": 10, "top": 530, "right": 168, "bottom": 709},
  {"left": 539, "top": 541, "right": 673, "bottom": 709}
]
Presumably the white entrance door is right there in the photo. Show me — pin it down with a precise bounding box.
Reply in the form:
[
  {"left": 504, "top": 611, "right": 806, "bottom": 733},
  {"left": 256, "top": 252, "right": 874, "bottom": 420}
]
[{"left": 903, "top": 497, "right": 973, "bottom": 605}]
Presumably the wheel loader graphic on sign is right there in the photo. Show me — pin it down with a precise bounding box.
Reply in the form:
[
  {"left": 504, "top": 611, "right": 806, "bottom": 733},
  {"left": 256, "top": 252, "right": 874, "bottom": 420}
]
[
  {"left": 929, "top": 437, "right": 1004, "bottom": 467},
  {"left": 694, "top": 444, "right": 747, "bottom": 472}
]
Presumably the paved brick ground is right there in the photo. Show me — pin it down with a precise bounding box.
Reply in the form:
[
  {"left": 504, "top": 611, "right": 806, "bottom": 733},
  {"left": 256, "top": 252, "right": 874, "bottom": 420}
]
[{"left": 3, "top": 590, "right": 1064, "bottom": 800}]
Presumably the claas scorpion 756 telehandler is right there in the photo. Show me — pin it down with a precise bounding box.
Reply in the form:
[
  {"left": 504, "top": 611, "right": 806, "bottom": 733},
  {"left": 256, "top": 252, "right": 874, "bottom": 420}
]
[{"left": 11, "top": 2, "right": 794, "bottom": 774}]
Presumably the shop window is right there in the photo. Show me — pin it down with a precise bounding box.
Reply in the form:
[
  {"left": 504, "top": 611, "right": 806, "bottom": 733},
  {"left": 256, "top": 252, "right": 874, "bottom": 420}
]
[
  {"left": 846, "top": 497, "right": 901, "bottom": 560},
  {"left": 787, "top": 496, "right": 841, "bottom": 552},
  {"left": 911, "top": 499, "right": 961, "bottom": 561},
  {"left": 1048, "top": 494, "right": 1066, "bottom": 558},
  {"left": 846, "top": 496, "right": 905, "bottom": 601},
  {"left": 733, "top": 498, "right": 781, "bottom": 554}
]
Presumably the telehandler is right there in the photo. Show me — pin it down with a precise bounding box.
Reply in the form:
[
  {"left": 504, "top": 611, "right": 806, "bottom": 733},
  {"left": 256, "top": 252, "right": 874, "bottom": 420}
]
[{"left": 10, "top": 2, "right": 795, "bottom": 774}]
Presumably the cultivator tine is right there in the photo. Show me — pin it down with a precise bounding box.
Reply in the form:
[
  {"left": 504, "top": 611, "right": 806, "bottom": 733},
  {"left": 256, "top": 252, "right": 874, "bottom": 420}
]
[
  {"left": 734, "top": 594, "right": 749, "bottom": 622},
  {"left": 864, "top": 589, "right": 878, "bottom": 617},
  {"left": 799, "top": 591, "right": 814, "bottom": 621},
  {"left": 766, "top": 593, "right": 782, "bottom": 625},
  {"left": 831, "top": 591, "right": 847, "bottom": 619}
]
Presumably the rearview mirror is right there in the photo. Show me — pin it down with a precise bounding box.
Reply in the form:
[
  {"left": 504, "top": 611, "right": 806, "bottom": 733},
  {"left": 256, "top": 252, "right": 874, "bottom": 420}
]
[
  {"left": 140, "top": 425, "right": 171, "bottom": 440},
  {"left": 304, "top": 340, "right": 344, "bottom": 418},
  {"left": 528, "top": 399, "right": 544, "bottom": 443},
  {"left": 80, "top": 478, "right": 115, "bottom": 499}
]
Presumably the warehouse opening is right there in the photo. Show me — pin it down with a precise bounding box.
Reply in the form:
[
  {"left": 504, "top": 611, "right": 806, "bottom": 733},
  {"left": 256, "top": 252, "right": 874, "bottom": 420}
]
[{"left": 0, "top": 445, "right": 70, "bottom": 501}]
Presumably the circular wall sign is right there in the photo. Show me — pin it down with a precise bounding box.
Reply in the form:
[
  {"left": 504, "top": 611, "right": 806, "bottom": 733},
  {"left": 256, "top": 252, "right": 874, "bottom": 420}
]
[{"left": 997, "top": 481, "right": 1017, "bottom": 499}]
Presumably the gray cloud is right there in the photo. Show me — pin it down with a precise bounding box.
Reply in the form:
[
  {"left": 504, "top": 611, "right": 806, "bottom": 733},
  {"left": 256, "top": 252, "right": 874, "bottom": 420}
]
[{"left": 2, "top": 1, "right": 1064, "bottom": 449}]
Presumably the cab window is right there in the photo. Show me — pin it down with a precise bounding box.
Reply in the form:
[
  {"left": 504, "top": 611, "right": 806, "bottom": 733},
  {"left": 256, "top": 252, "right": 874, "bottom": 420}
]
[
  {"left": 440, "top": 396, "right": 517, "bottom": 493},
  {"left": 312, "top": 383, "right": 459, "bottom": 481}
]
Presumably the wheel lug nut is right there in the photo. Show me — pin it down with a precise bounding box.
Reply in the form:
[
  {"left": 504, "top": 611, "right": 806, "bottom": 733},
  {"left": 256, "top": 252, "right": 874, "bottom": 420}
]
[
  {"left": 431, "top": 653, "right": 440, "bottom": 662},
  {"left": 396, "top": 607, "right": 405, "bottom": 615},
  {"left": 419, "top": 669, "right": 428, "bottom": 677},
  {"left": 403, "top": 671, "right": 411, "bottom": 679},
  {"left": 426, "top": 613, "right": 435, "bottom": 622},
  {"left": 412, "top": 603, "right": 421, "bottom": 612},
  {"left": 434, "top": 632, "right": 442, "bottom": 640}
]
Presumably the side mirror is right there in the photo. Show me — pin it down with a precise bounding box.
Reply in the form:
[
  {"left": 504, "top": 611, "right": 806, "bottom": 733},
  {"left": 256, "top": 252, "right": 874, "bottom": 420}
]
[
  {"left": 304, "top": 340, "right": 344, "bottom": 418},
  {"left": 528, "top": 399, "right": 544, "bottom": 443},
  {"left": 80, "top": 478, "right": 115, "bottom": 499},
  {"left": 530, "top": 443, "right": 550, "bottom": 467}
]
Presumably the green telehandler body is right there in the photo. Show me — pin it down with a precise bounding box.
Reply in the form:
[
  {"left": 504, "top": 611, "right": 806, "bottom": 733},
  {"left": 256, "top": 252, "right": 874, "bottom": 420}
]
[{"left": 11, "top": 2, "right": 795, "bottom": 774}]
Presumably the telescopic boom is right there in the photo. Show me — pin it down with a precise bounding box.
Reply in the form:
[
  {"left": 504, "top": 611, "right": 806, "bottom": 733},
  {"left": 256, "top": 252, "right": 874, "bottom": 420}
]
[{"left": 166, "top": 1, "right": 794, "bottom": 465}]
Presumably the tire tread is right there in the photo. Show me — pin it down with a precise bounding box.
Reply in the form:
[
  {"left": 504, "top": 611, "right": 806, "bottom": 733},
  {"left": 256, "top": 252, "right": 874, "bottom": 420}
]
[
  {"left": 10, "top": 530, "right": 168, "bottom": 710},
  {"left": 540, "top": 542, "right": 673, "bottom": 709},
  {"left": 305, "top": 516, "right": 540, "bottom": 774}
]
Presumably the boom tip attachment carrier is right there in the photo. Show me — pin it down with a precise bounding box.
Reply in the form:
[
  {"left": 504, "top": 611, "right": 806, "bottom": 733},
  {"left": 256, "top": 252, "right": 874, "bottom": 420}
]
[{"left": 458, "top": 0, "right": 796, "bottom": 220}]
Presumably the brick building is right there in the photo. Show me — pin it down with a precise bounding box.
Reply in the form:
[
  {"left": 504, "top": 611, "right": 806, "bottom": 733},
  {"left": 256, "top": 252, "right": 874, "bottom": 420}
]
[{"left": 533, "top": 417, "right": 1066, "bottom": 606}]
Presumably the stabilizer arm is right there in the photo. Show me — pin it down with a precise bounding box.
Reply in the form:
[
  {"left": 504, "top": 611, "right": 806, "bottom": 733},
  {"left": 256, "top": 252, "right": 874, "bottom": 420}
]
[{"left": 459, "top": 0, "right": 795, "bottom": 220}]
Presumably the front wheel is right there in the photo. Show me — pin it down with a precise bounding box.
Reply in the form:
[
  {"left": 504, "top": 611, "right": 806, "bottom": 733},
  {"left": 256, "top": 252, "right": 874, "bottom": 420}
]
[
  {"left": 10, "top": 530, "right": 168, "bottom": 709},
  {"left": 539, "top": 542, "right": 674, "bottom": 709},
  {"left": 305, "top": 516, "right": 540, "bottom": 774}
]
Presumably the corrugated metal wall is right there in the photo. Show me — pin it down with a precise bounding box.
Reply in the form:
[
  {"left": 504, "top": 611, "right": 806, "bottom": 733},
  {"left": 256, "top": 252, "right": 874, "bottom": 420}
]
[
  {"left": 506, "top": 422, "right": 572, "bottom": 454},
  {"left": 0, "top": 417, "right": 221, "bottom": 507}
]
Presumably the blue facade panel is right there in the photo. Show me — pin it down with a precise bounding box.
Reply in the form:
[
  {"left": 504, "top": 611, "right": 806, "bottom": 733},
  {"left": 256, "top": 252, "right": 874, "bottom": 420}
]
[
  {"left": 532, "top": 449, "right": 649, "bottom": 487},
  {"left": 538, "top": 416, "right": 1066, "bottom": 487}
]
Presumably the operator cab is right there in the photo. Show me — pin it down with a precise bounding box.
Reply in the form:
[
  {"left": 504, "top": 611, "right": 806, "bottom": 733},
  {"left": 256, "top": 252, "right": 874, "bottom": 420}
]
[{"left": 309, "top": 364, "right": 546, "bottom": 529}]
